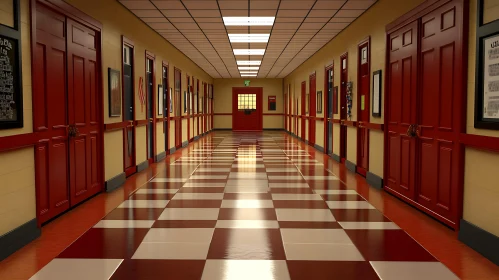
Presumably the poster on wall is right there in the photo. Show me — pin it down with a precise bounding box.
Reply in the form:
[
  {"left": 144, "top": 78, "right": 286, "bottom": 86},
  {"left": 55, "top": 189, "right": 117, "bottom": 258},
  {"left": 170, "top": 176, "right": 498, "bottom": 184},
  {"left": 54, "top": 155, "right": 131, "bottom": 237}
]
[
  {"left": 482, "top": 34, "right": 499, "bottom": 120},
  {"left": 372, "top": 70, "right": 382, "bottom": 117},
  {"left": 108, "top": 68, "right": 121, "bottom": 117}
]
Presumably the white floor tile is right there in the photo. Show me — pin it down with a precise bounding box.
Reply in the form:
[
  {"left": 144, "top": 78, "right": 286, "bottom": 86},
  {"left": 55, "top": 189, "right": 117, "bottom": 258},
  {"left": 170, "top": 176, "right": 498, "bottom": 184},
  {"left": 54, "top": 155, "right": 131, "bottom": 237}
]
[
  {"left": 202, "top": 260, "right": 290, "bottom": 280},
  {"left": 29, "top": 259, "right": 123, "bottom": 280},
  {"left": 283, "top": 243, "right": 364, "bottom": 261},
  {"left": 271, "top": 193, "right": 322, "bottom": 200},
  {"left": 135, "top": 189, "right": 178, "bottom": 194},
  {"left": 221, "top": 199, "right": 274, "bottom": 208},
  {"left": 229, "top": 173, "right": 268, "bottom": 179},
  {"left": 280, "top": 229, "right": 352, "bottom": 244},
  {"left": 151, "top": 178, "right": 188, "bottom": 183},
  {"left": 158, "top": 208, "right": 220, "bottom": 220},
  {"left": 93, "top": 220, "right": 155, "bottom": 228},
  {"left": 224, "top": 186, "right": 270, "bottom": 193},
  {"left": 215, "top": 220, "right": 279, "bottom": 229},
  {"left": 172, "top": 193, "right": 224, "bottom": 200},
  {"left": 268, "top": 176, "right": 304, "bottom": 180},
  {"left": 314, "top": 189, "right": 358, "bottom": 195},
  {"left": 369, "top": 262, "right": 459, "bottom": 280},
  {"left": 189, "top": 175, "right": 228, "bottom": 180},
  {"left": 338, "top": 222, "right": 401, "bottom": 230},
  {"left": 132, "top": 242, "right": 210, "bottom": 260},
  {"left": 276, "top": 209, "right": 335, "bottom": 222},
  {"left": 117, "top": 200, "right": 169, "bottom": 208},
  {"left": 226, "top": 180, "right": 269, "bottom": 187},
  {"left": 302, "top": 175, "right": 338, "bottom": 180},
  {"left": 265, "top": 168, "right": 299, "bottom": 173},
  {"left": 196, "top": 168, "right": 231, "bottom": 172},
  {"left": 327, "top": 201, "right": 375, "bottom": 209},
  {"left": 142, "top": 228, "right": 214, "bottom": 243},
  {"left": 182, "top": 183, "right": 226, "bottom": 188},
  {"left": 269, "top": 183, "right": 309, "bottom": 188},
  {"left": 232, "top": 164, "right": 265, "bottom": 168}
]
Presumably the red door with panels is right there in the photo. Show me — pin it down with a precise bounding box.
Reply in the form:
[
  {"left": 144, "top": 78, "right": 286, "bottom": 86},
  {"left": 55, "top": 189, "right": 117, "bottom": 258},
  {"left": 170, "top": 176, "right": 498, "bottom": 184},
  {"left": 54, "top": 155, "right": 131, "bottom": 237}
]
[
  {"left": 122, "top": 38, "right": 136, "bottom": 177},
  {"left": 301, "top": 81, "right": 306, "bottom": 140},
  {"left": 309, "top": 73, "right": 317, "bottom": 145},
  {"left": 339, "top": 54, "right": 348, "bottom": 162},
  {"left": 385, "top": 0, "right": 466, "bottom": 228},
  {"left": 357, "top": 39, "right": 371, "bottom": 177},
  {"left": 232, "top": 87, "right": 263, "bottom": 131},
  {"left": 33, "top": 4, "right": 102, "bottom": 224}
]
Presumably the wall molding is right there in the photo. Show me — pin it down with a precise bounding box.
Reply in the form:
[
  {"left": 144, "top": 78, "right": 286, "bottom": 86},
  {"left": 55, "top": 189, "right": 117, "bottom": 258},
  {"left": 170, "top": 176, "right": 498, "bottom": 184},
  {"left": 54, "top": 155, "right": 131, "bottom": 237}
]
[
  {"left": 345, "top": 160, "right": 357, "bottom": 173},
  {"left": 332, "top": 153, "right": 341, "bottom": 162},
  {"left": 155, "top": 151, "right": 166, "bottom": 162},
  {"left": 0, "top": 219, "right": 40, "bottom": 261},
  {"left": 314, "top": 144, "right": 325, "bottom": 153},
  {"left": 459, "top": 219, "right": 499, "bottom": 266},
  {"left": 105, "top": 172, "right": 126, "bottom": 192},
  {"left": 366, "top": 171, "right": 383, "bottom": 189},
  {"left": 169, "top": 147, "right": 176, "bottom": 154},
  {"left": 136, "top": 160, "right": 149, "bottom": 172},
  {"left": 182, "top": 141, "right": 189, "bottom": 148}
]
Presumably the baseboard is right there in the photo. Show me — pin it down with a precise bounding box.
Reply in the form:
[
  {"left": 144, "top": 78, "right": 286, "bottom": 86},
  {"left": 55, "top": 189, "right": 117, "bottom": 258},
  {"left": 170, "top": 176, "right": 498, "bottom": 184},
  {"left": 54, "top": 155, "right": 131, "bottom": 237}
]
[
  {"left": 214, "top": 128, "right": 232, "bottom": 131},
  {"left": 155, "top": 151, "right": 166, "bottom": 163},
  {"left": 182, "top": 141, "right": 189, "bottom": 148},
  {"left": 0, "top": 219, "right": 40, "bottom": 261},
  {"left": 105, "top": 172, "right": 126, "bottom": 192},
  {"left": 332, "top": 153, "right": 341, "bottom": 162},
  {"left": 136, "top": 160, "right": 149, "bottom": 172},
  {"left": 169, "top": 147, "right": 176, "bottom": 154},
  {"left": 314, "top": 144, "right": 325, "bottom": 153},
  {"left": 458, "top": 219, "right": 499, "bottom": 266},
  {"left": 366, "top": 171, "right": 383, "bottom": 189},
  {"left": 304, "top": 139, "right": 308, "bottom": 144},
  {"left": 263, "top": 128, "right": 285, "bottom": 131},
  {"left": 345, "top": 160, "right": 357, "bottom": 173},
  {"left": 194, "top": 135, "right": 200, "bottom": 141}
]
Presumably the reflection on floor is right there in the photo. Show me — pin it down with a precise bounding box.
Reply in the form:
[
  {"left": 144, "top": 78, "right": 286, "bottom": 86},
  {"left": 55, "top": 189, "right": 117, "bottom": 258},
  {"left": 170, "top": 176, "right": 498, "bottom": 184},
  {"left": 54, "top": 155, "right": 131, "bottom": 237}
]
[{"left": 2, "top": 132, "right": 499, "bottom": 279}]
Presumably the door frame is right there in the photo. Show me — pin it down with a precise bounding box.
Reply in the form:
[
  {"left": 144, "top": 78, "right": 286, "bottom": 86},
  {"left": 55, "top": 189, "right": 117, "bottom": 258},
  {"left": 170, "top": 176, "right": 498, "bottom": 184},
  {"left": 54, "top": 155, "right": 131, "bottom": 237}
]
[
  {"left": 383, "top": 0, "right": 467, "bottom": 229},
  {"left": 162, "top": 61, "right": 169, "bottom": 154},
  {"left": 30, "top": 0, "right": 105, "bottom": 225},
  {"left": 339, "top": 52, "right": 348, "bottom": 162},
  {"left": 145, "top": 50, "right": 156, "bottom": 164},
  {"left": 309, "top": 72, "right": 317, "bottom": 145},
  {"left": 324, "top": 64, "right": 334, "bottom": 156},
  {"left": 232, "top": 87, "right": 263, "bottom": 131},
  {"left": 301, "top": 81, "right": 306, "bottom": 140},
  {"left": 122, "top": 36, "right": 136, "bottom": 177},
  {"left": 356, "top": 37, "right": 371, "bottom": 177}
]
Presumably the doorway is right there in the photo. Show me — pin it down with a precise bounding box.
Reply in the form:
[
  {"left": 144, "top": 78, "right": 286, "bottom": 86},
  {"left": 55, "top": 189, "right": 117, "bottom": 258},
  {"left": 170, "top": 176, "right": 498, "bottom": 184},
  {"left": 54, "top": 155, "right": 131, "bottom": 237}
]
[
  {"left": 162, "top": 64, "right": 169, "bottom": 152},
  {"left": 339, "top": 53, "right": 348, "bottom": 163},
  {"left": 174, "top": 68, "right": 182, "bottom": 148},
  {"left": 325, "top": 66, "right": 334, "bottom": 155},
  {"left": 146, "top": 55, "right": 155, "bottom": 163},
  {"left": 309, "top": 73, "right": 317, "bottom": 145},
  {"left": 384, "top": 0, "right": 466, "bottom": 228},
  {"left": 232, "top": 87, "right": 263, "bottom": 131},
  {"left": 301, "top": 82, "right": 306, "bottom": 140},
  {"left": 123, "top": 38, "right": 135, "bottom": 177},
  {"left": 357, "top": 39, "right": 370, "bottom": 177},
  {"left": 33, "top": 3, "right": 103, "bottom": 224}
]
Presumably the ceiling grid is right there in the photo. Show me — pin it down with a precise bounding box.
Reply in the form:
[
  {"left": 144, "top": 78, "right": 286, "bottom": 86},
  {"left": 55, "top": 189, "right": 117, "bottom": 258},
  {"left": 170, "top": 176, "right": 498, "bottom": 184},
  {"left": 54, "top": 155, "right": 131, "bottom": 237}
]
[{"left": 119, "top": 0, "right": 378, "bottom": 78}]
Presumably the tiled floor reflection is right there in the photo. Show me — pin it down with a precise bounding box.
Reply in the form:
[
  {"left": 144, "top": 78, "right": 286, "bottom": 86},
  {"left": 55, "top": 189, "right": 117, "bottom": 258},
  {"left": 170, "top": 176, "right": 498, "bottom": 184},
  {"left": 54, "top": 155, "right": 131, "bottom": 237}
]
[{"left": 27, "top": 132, "right": 462, "bottom": 279}]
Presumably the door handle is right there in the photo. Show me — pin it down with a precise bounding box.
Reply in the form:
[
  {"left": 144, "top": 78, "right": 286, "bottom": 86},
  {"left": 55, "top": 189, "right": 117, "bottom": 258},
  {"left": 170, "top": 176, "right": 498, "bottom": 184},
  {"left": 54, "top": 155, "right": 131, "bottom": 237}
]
[{"left": 149, "top": 118, "right": 154, "bottom": 123}]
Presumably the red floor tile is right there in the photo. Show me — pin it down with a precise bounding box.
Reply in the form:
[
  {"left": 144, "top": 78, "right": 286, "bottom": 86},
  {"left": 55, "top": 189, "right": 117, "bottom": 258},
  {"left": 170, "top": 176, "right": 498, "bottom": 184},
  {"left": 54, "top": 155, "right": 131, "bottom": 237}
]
[
  {"left": 103, "top": 208, "right": 164, "bottom": 220},
  {"left": 320, "top": 194, "right": 366, "bottom": 201},
  {"left": 223, "top": 193, "right": 273, "bottom": 200},
  {"left": 270, "top": 188, "right": 314, "bottom": 194},
  {"left": 110, "top": 259, "right": 206, "bottom": 280},
  {"left": 177, "top": 187, "right": 225, "bottom": 193},
  {"left": 273, "top": 200, "right": 329, "bottom": 209},
  {"left": 152, "top": 220, "right": 217, "bottom": 228},
  {"left": 166, "top": 199, "right": 222, "bottom": 208},
  {"left": 330, "top": 209, "right": 391, "bottom": 222},
  {"left": 143, "top": 182, "right": 184, "bottom": 189},
  {"left": 286, "top": 261, "right": 380, "bottom": 280},
  {"left": 278, "top": 221, "right": 342, "bottom": 229},
  {"left": 130, "top": 193, "right": 176, "bottom": 200},
  {"left": 218, "top": 208, "right": 277, "bottom": 220}
]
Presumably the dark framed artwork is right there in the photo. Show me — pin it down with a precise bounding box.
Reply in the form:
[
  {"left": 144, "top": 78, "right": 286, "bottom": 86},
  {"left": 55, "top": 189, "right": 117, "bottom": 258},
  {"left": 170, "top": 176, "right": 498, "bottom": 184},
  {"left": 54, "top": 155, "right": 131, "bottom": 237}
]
[
  {"left": 475, "top": 0, "right": 499, "bottom": 129},
  {"left": 0, "top": 0, "right": 23, "bottom": 129},
  {"left": 158, "top": 84, "right": 163, "bottom": 115},
  {"left": 333, "top": 86, "right": 338, "bottom": 114},
  {"left": 108, "top": 68, "right": 121, "bottom": 117},
  {"left": 317, "top": 91, "right": 323, "bottom": 114},
  {"left": 372, "top": 70, "right": 382, "bottom": 117}
]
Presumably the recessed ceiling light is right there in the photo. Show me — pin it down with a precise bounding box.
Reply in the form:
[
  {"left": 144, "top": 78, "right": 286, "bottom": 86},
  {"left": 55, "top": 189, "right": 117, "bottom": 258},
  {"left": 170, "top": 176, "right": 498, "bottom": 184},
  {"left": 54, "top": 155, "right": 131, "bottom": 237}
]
[
  {"left": 238, "top": 66, "right": 259, "bottom": 70},
  {"left": 241, "top": 74, "right": 258, "bottom": 77},
  {"left": 234, "top": 49, "right": 266, "bottom": 55},
  {"left": 237, "top": 60, "right": 262, "bottom": 66},
  {"left": 240, "top": 71, "right": 259, "bottom": 74},
  {"left": 223, "top": 17, "right": 275, "bottom": 26},
  {"left": 229, "top": 34, "right": 270, "bottom": 43}
]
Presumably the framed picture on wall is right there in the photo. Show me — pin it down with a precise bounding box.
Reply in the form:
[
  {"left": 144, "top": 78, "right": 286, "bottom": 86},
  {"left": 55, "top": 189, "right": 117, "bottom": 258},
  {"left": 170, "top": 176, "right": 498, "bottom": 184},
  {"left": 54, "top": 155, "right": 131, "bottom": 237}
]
[
  {"left": 333, "top": 86, "right": 339, "bottom": 114},
  {"left": 108, "top": 68, "right": 121, "bottom": 117},
  {"left": 475, "top": 0, "right": 499, "bottom": 129},
  {"left": 372, "top": 70, "right": 382, "bottom": 117},
  {"left": 158, "top": 84, "right": 163, "bottom": 116},
  {"left": 317, "top": 91, "right": 323, "bottom": 114}
]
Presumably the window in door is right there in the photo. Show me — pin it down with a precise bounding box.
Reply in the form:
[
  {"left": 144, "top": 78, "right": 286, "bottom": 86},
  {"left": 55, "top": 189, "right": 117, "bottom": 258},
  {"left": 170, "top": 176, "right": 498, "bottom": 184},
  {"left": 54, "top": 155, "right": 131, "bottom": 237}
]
[{"left": 238, "top": 94, "right": 257, "bottom": 111}]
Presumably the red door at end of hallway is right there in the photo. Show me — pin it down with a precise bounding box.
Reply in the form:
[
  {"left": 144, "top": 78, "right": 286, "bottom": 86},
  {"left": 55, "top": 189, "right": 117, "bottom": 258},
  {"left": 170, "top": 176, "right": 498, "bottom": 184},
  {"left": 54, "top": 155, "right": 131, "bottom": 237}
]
[
  {"left": 357, "top": 39, "right": 370, "bottom": 177},
  {"left": 232, "top": 87, "right": 263, "bottom": 131}
]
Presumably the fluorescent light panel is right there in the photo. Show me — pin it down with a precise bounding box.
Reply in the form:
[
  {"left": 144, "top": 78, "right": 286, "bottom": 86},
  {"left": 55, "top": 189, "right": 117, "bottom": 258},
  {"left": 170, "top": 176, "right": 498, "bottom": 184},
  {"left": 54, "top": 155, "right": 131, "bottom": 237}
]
[
  {"left": 237, "top": 60, "right": 261, "bottom": 66},
  {"left": 229, "top": 34, "right": 270, "bottom": 43},
  {"left": 233, "top": 49, "right": 265, "bottom": 55},
  {"left": 223, "top": 17, "right": 275, "bottom": 26},
  {"left": 241, "top": 74, "right": 257, "bottom": 77},
  {"left": 239, "top": 71, "right": 258, "bottom": 74},
  {"left": 238, "top": 66, "right": 259, "bottom": 70}
]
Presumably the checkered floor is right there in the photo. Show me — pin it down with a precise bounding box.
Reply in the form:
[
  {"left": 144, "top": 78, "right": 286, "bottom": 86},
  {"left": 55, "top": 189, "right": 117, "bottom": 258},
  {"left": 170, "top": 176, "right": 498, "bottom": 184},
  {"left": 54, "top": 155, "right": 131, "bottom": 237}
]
[{"left": 30, "top": 132, "right": 459, "bottom": 280}]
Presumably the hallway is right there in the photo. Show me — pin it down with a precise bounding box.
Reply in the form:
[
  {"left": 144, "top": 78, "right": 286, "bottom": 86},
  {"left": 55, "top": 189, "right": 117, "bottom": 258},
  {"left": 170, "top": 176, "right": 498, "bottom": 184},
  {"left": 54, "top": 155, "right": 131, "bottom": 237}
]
[{"left": 9, "top": 131, "right": 487, "bottom": 280}]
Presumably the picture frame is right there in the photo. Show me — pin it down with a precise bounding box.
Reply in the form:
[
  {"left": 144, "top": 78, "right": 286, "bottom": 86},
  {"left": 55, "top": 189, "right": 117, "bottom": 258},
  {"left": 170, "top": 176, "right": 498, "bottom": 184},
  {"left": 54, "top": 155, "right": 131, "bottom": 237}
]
[
  {"left": 0, "top": 0, "right": 24, "bottom": 129},
  {"left": 158, "top": 84, "right": 163, "bottom": 116},
  {"left": 474, "top": 0, "right": 499, "bottom": 129},
  {"left": 108, "top": 68, "right": 121, "bottom": 117},
  {"left": 333, "top": 86, "right": 338, "bottom": 114},
  {"left": 317, "top": 91, "right": 323, "bottom": 114},
  {"left": 372, "top": 70, "right": 382, "bottom": 117}
]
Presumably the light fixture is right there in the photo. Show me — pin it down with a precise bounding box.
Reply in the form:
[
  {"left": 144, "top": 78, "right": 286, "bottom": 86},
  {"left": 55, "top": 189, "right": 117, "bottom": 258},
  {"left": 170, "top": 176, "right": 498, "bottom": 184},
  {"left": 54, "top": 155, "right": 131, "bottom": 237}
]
[
  {"left": 241, "top": 74, "right": 258, "bottom": 77},
  {"left": 238, "top": 66, "right": 259, "bottom": 70},
  {"left": 229, "top": 34, "right": 270, "bottom": 43},
  {"left": 233, "top": 49, "right": 265, "bottom": 55},
  {"left": 239, "top": 71, "right": 258, "bottom": 74},
  {"left": 223, "top": 17, "right": 275, "bottom": 26},
  {"left": 237, "top": 60, "right": 261, "bottom": 66}
]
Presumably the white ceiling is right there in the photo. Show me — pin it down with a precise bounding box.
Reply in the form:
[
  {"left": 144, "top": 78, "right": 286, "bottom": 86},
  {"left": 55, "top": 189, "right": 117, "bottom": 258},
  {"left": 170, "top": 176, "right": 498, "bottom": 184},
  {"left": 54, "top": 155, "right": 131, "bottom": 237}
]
[{"left": 118, "top": 0, "right": 377, "bottom": 78}]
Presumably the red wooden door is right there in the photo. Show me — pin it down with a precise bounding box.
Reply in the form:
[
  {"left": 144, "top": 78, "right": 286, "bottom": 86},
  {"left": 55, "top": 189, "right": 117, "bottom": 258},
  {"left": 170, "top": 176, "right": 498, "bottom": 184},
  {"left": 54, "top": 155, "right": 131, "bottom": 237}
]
[
  {"left": 309, "top": 74, "right": 316, "bottom": 145},
  {"left": 340, "top": 54, "right": 348, "bottom": 162},
  {"left": 232, "top": 87, "right": 263, "bottom": 131},
  {"left": 300, "top": 82, "right": 306, "bottom": 140},
  {"left": 357, "top": 40, "right": 370, "bottom": 177},
  {"left": 385, "top": 22, "right": 418, "bottom": 199},
  {"left": 123, "top": 42, "right": 135, "bottom": 177},
  {"left": 416, "top": 1, "right": 464, "bottom": 224},
  {"left": 204, "top": 83, "right": 207, "bottom": 133},
  {"left": 325, "top": 66, "right": 334, "bottom": 155},
  {"left": 34, "top": 6, "right": 71, "bottom": 223},
  {"left": 66, "top": 19, "right": 101, "bottom": 205}
]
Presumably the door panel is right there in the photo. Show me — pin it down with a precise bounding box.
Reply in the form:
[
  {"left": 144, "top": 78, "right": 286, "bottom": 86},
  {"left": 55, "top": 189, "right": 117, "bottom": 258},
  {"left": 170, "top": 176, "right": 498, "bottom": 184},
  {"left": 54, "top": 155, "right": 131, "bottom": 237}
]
[
  {"left": 67, "top": 18, "right": 101, "bottom": 206},
  {"left": 357, "top": 41, "right": 370, "bottom": 176},
  {"left": 386, "top": 21, "right": 418, "bottom": 199}
]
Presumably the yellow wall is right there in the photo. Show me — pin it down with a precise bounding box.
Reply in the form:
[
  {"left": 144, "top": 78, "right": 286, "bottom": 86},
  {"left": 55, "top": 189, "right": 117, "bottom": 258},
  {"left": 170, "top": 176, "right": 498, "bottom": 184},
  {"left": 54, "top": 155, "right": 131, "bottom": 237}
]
[
  {"left": 63, "top": 0, "right": 213, "bottom": 179},
  {"left": 463, "top": 0, "right": 499, "bottom": 237},
  {"left": 213, "top": 78, "right": 283, "bottom": 129},
  {"left": 0, "top": 0, "right": 35, "bottom": 236},
  {"left": 284, "top": 0, "right": 425, "bottom": 174}
]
